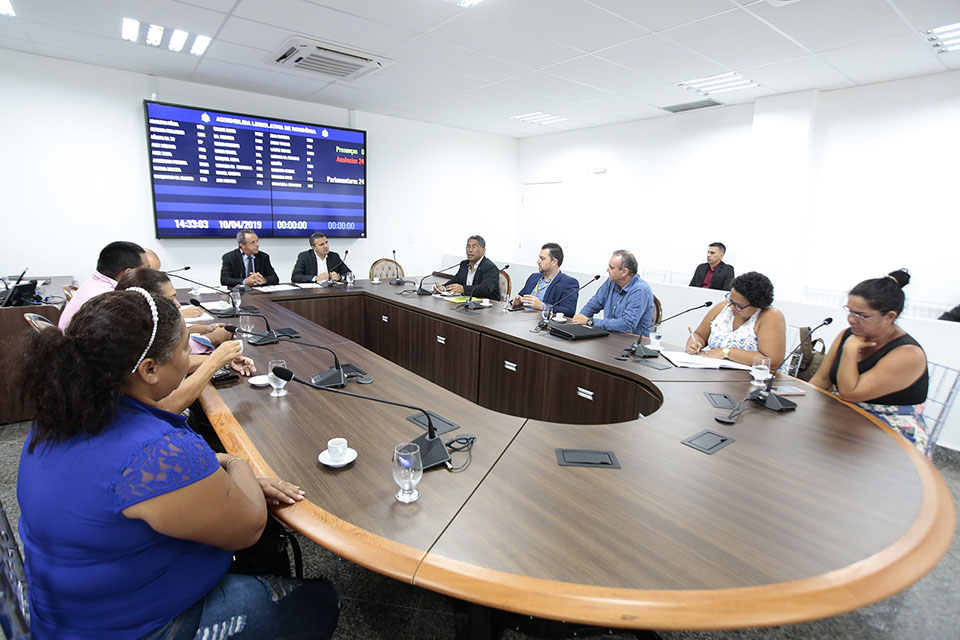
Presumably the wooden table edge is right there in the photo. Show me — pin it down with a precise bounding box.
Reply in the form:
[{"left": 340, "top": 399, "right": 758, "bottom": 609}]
[{"left": 199, "top": 385, "right": 424, "bottom": 583}]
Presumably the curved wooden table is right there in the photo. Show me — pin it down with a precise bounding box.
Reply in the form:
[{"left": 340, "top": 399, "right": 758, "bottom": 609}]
[{"left": 198, "top": 284, "right": 955, "bottom": 630}]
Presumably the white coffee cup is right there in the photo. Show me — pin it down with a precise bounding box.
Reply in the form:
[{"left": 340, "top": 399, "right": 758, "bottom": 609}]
[
  {"left": 233, "top": 338, "right": 243, "bottom": 355},
  {"left": 482, "top": 298, "right": 490, "bottom": 305},
  {"left": 555, "top": 312, "right": 565, "bottom": 320},
  {"left": 327, "top": 437, "right": 348, "bottom": 462},
  {"left": 371, "top": 277, "right": 381, "bottom": 284}
]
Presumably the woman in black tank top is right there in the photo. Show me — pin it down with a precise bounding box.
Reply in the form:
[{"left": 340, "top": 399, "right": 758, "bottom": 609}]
[{"left": 811, "top": 270, "right": 931, "bottom": 455}]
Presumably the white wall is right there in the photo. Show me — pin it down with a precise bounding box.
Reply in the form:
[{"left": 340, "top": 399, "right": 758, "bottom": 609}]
[{"left": 0, "top": 49, "right": 519, "bottom": 287}]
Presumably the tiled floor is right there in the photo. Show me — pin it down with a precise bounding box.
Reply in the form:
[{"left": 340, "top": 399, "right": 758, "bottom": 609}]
[{"left": 3, "top": 421, "right": 958, "bottom": 640}]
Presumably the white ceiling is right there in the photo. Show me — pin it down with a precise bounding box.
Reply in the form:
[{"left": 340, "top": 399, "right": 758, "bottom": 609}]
[{"left": 2, "top": 0, "right": 959, "bottom": 137}]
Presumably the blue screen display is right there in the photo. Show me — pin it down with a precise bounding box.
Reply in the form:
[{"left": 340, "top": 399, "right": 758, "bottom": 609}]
[{"left": 145, "top": 101, "right": 366, "bottom": 238}]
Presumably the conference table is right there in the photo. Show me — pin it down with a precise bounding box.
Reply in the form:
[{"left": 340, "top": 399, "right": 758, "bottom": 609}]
[{"left": 195, "top": 280, "right": 955, "bottom": 632}]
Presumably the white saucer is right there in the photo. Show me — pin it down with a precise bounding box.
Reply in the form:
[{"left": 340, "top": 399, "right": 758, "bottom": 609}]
[
  {"left": 479, "top": 302, "right": 492, "bottom": 307},
  {"left": 552, "top": 317, "right": 568, "bottom": 323},
  {"left": 318, "top": 448, "right": 358, "bottom": 468},
  {"left": 248, "top": 375, "right": 271, "bottom": 387}
]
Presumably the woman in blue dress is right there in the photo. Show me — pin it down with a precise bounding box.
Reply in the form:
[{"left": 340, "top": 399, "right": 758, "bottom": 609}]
[{"left": 17, "top": 289, "right": 339, "bottom": 639}]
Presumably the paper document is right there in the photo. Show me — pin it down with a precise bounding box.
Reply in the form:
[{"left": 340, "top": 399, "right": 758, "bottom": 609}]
[
  {"left": 295, "top": 282, "right": 325, "bottom": 289},
  {"left": 183, "top": 312, "right": 215, "bottom": 324},
  {"left": 255, "top": 284, "right": 300, "bottom": 293},
  {"left": 659, "top": 350, "right": 752, "bottom": 371},
  {"left": 204, "top": 300, "right": 231, "bottom": 311},
  {"left": 446, "top": 296, "right": 482, "bottom": 303}
]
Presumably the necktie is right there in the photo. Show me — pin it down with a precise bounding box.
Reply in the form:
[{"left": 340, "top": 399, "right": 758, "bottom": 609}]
[{"left": 247, "top": 256, "right": 254, "bottom": 277}]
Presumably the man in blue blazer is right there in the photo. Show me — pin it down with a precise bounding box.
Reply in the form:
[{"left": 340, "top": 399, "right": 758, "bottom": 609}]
[
  {"left": 220, "top": 230, "right": 279, "bottom": 287},
  {"left": 512, "top": 243, "right": 579, "bottom": 317}
]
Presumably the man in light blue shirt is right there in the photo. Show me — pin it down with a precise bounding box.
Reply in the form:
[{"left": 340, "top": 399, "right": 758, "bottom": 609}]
[{"left": 572, "top": 250, "right": 655, "bottom": 336}]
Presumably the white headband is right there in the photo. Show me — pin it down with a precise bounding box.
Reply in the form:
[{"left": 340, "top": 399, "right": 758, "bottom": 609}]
[{"left": 127, "top": 287, "right": 159, "bottom": 374}]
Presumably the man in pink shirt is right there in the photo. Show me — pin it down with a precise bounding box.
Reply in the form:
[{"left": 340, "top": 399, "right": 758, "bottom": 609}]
[{"left": 58, "top": 241, "right": 148, "bottom": 330}]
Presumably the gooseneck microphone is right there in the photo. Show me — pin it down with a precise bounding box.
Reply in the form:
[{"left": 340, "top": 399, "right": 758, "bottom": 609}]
[
  {"left": 320, "top": 250, "right": 349, "bottom": 288},
  {"left": 163, "top": 265, "right": 191, "bottom": 275},
  {"left": 534, "top": 274, "right": 600, "bottom": 328},
  {"left": 616, "top": 301, "right": 714, "bottom": 360},
  {"left": 390, "top": 250, "right": 405, "bottom": 286},
  {"left": 272, "top": 367, "right": 451, "bottom": 469},
  {"left": 416, "top": 262, "right": 461, "bottom": 296},
  {"left": 782, "top": 317, "right": 834, "bottom": 376}
]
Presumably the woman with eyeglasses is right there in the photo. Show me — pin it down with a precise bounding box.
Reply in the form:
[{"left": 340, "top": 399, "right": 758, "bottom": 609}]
[
  {"left": 810, "top": 269, "right": 930, "bottom": 455},
  {"left": 685, "top": 271, "right": 786, "bottom": 369}
]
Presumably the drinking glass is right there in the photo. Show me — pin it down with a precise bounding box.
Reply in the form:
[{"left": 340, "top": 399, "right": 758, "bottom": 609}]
[
  {"left": 648, "top": 325, "right": 662, "bottom": 350},
  {"left": 267, "top": 359, "right": 288, "bottom": 397},
  {"left": 500, "top": 292, "right": 510, "bottom": 314},
  {"left": 750, "top": 355, "right": 772, "bottom": 387},
  {"left": 392, "top": 443, "right": 423, "bottom": 503},
  {"left": 239, "top": 314, "right": 255, "bottom": 340},
  {"left": 229, "top": 290, "right": 242, "bottom": 312},
  {"left": 345, "top": 272, "right": 356, "bottom": 287},
  {"left": 190, "top": 283, "right": 201, "bottom": 297},
  {"left": 540, "top": 303, "right": 554, "bottom": 326}
]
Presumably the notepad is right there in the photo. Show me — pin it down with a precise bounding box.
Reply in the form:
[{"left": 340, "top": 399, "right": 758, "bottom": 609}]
[{"left": 659, "top": 350, "right": 752, "bottom": 371}]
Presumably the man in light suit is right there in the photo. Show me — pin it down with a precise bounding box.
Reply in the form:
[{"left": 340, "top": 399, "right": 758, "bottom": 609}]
[
  {"left": 438, "top": 234, "right": 500, "bottom": 300},
  {"left": 291, "top": 233, "right": 351, "bottom": 283},
  {"left": 512, "top": 242, "right": 579, "bottom": 317},
  {"left": 220, "top": 230, "right": 279, "bottom": 287},
  {"left": 689, "top": 242, "right": 735, "bottom": 291}
]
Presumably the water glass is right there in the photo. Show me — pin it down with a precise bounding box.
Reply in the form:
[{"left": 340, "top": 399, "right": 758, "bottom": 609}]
[
  {"left": 229, "top": 290, "right": 242, "bottom": 312},
  {"left": 239, "top": 314, "right": 255, "bottom": 340},
  {"left": 648, "top": 325, "right": 662, "bottom": 351},
  {"left": 190, "top": 284, "right": 201, "bottom": 296},
  {"left": 392, "top": 443, "right": 423, "bottom": 503},
  {"left": 345, "top": 272, "right": 356, "bottom": 287},
  {"left": 750, "top": 355, "right": 772, "bottom": 387},
  {"left": 540, "top": 303, "right": 554, "bottom": 325},
  {"left": 500, "top": 293, "right": 510, "bottom": 314},
  {"left": 267, "top": 359, "right": 288, "bottom": 397}
]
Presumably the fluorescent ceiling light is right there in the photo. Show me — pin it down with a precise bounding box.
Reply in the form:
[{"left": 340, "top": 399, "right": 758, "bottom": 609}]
[
  {"left": 444, "top": 0, "right": 485, "bottom": 7},
  {"left": 146, "top": 24, "right": 164, "bottom": 47},
  {"left": 510, "top": 111, "right": 568, "bottom": 125},
  {"left": 0, "top": 0, "right": 15, "bottom": 17},
  {"left": 168, "top": 29, "right": 189, "bottom": 52},
  {"left": 190, "top": 35, "right": 211, "bottom": 56},
  {"left": 923, "top": 22, "right": 960, "bottom": 53},
  {"left": 675, "top": 72, "right": 759, "bottom": 96},
  {"left": 121, "top": 18, "right": 140, "bottom": 42}
]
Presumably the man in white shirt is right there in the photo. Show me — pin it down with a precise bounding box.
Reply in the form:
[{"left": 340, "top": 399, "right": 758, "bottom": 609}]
[{"left": 291, "top": 233, "right": 350, "bottom": 283}]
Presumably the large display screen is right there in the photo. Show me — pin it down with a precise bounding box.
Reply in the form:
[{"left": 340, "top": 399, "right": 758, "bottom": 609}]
[{"left": 144, "top": 101, "right": 366, "bottom": 238}]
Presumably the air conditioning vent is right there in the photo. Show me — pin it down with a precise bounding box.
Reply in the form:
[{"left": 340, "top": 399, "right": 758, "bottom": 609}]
[
  {"left": 269, "top": 36, "right": 392, "bottom": 81},
  {"left": 660, "top": 99, "right": 723, "bottom": 113}
]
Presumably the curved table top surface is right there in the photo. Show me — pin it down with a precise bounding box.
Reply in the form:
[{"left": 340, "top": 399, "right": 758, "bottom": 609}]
[{"left": 197, "top": 282, "right": 955, "bottom": 630}]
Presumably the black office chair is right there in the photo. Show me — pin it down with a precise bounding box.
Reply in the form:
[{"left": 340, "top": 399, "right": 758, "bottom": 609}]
[{"left": 1, "top": 497, "right": 30, "bottom": 639}]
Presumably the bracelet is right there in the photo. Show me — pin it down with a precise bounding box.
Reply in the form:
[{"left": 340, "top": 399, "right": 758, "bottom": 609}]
[{"left": 224, "top": 456, "right": 243, "bottom": 471}]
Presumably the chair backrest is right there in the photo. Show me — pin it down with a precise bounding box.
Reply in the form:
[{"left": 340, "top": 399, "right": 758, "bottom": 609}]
[
  {"left": 24, "top": 313, "right": 56, "bottom": 333},
  {"left": 498, "top": 269, "right": 511, "bottom": 299},
  {"left": 924, "top": 362, "right": 960, "bottom": 453},
  {"left": 369, "top": 258, "right": 403, "bottom": 280},
  {"left": 779, "top": 325, "right": 803, "bottom": 376},
  {"left": 1, "top": 498, "right": 30, "bottom": 639},
  {"left": 63, "top": 285, "right": 77, "bottom": 301},
  {"left": 652, "top": 295, "right": 663, "bottom": 326}
]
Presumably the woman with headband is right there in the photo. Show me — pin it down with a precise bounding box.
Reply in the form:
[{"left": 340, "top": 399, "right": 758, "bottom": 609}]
[
  {"left": 16, "top": 289, "right": 339, "bottom": 639},
  {"left": 811, "top": 269, "right": 931, "bottom": 455}
]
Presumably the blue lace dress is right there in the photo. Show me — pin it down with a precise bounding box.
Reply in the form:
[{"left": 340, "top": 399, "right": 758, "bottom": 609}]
[
  {"left": 17, "top": 396, "right": 232, "bottom": 639},
  {"left": 707, "top": 303, "right": 760, "bottom": 352}
]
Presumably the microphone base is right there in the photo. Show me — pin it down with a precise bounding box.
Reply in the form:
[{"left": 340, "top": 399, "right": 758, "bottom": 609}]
[
  {"left": 751, "top": 391, "right": 797, "bottom": 412},
  {"left": 389, "top": 278, "right": 406, "bottom": 286},
  {"left": 464, "top": 300, "right": 484, "bottom": 310},
  {"left": 417, "top": 287, "right": 432, "bottom": 296},
  {"left": 310, "top": 368, "right": 346, "bottom": 389},
  {"left": 248, "top": 331, "right": 280, "bottom": 346},
  {"left": 634, "top": 344, "right": 660, "bottom": 358},
  {"left": 214, "top": 309, "right": 241, "bottom": 319},
  {"left": 411, "top": 432, "right": 451, "bottom": 470}
]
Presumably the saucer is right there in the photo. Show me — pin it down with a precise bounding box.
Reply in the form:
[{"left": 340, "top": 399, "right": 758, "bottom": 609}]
[
  {"left": 552, "top": 317, "right": 568, "bottom": 323},
  {"left": 318, "top": 448, "right": 357, "bottom": 468},
  {"left": 479, "top": 302, "right": 492, "bottom": 307},
  {"left": 248, "top": 375, "right": 271, "bottom": 387}
]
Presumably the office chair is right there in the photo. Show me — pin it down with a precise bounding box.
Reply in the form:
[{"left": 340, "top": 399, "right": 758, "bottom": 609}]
[
  {"left": 498, "top": 269, "right": 511, "bottom": 299},
  {"left": 369, "top": 258, "right": 404, "bottom": 281},
  {"left": 24, "top": 313, "right": 56, "bottom": 332},
  {"left": 924, "top": 362, "right": 960, "bottom": 456},
  {"left": 63, "top": 285, "right": 77, "bottom": 301},
  {"left": 1, "top": 497, "right": 30, "bottom": 640}
]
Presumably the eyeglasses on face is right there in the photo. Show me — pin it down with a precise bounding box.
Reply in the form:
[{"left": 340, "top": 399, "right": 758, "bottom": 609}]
[
  {"left": 724, "top": 293, "right": 750, "bottom": 312},
  {"left": 843, "top": 305, "right": 881, "bottom": 321}
]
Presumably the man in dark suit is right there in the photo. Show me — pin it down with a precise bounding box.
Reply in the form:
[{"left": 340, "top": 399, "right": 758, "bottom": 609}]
[
  {"left": 291, "top": 233, "right": 351, "bottom": 283},
  {"left": 689, "top": 242, "right": 735, "bottom": 291},
  {"left": 220, "top": 230, "right": 279, "bottom": 287},
  {"left": 512, "top": 242, "right": 579, "bottom": 317},
  {"left": 439, "top": 234, "right": 500, "bottom": 300}
]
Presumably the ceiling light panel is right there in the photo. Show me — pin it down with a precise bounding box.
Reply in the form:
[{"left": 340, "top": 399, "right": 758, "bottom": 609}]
[
  {"left": 0, "top": 0, "right": 15, "bottom": 18},
  {"left": 675, "top": 72, "right": 760, "bottom": 96},
  {"left": 121, "top": 18, "right": 139, "bottom": 42},
  {"left": 145, "top": 24, "right": 164, "bottom": 47},
  {"left": 168, "top": 29, "right": 188, "bottom": 52},
  {"left": 120, "top": 17, "right": 211, "bottom": 56},
  {"left": 923, "top": 22, "right": 960, "bottom": 53},
  {"left": 510, "top": 111, "right": 568, "bottom": 125}
]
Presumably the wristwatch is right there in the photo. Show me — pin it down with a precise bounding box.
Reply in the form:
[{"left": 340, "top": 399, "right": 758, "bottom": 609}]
[
  {"left": 586, "top": 318, "right": 594, "bottom": 326},
  {"left": 722, "top": 347, "right": 731, "bottom": 359}
]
